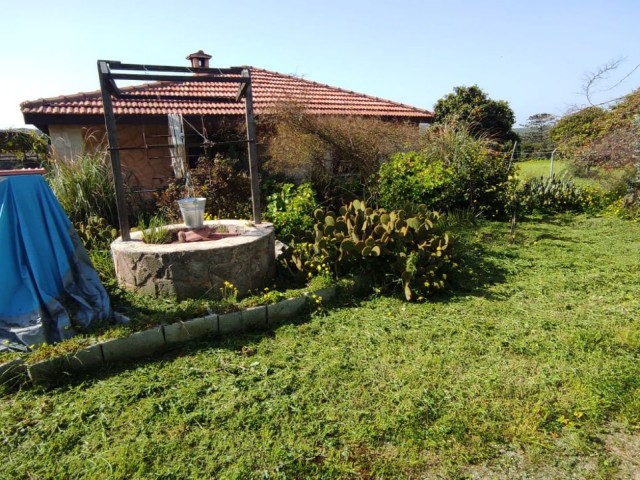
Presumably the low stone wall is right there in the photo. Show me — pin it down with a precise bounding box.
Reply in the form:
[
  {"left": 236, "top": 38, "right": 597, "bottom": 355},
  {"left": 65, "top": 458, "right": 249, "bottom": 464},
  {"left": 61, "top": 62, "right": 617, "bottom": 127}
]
[{"left": 111, "top": 220, "right": 275, "bottom": 300}]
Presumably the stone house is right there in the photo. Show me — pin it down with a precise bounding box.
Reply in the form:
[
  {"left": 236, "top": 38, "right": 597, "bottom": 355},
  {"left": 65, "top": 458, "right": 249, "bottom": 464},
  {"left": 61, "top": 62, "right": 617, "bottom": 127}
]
[{"left": 20, "top": 50, "right": 433, "bottom": 191}]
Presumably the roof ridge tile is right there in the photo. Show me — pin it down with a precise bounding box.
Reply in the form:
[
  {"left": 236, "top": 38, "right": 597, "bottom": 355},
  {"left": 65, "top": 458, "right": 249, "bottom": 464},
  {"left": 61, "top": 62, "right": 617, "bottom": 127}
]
[{"left": 21, "top": 66, "right": 433, "bottom": 121}]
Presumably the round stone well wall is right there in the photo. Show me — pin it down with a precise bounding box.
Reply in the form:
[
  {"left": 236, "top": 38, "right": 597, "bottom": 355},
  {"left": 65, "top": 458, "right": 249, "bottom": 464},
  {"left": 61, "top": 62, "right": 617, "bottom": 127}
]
[{"left": 111, "top": 220, "right": 275, "bottom": 300}]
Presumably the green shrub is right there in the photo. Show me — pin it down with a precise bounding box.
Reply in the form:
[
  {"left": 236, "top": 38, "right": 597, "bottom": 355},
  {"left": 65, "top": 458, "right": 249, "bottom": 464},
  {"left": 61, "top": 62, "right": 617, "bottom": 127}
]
[
  {"left": 377, "top": 122, "right": 513, "bottom": 218},
  {"left": 264, "top": 182, "right": 318, "bottom": 242},
  {"left": 284, "top": 200, "right": 453, "bottom": 300},
  {"left": 73, "top": 216, "right": 118, "bottom": 285},
  {"left": 523, "top": 175, "right": 589, "bottom": 213},
  {"left": 0, "top": 129, "right": 49, "bottom": 160},
  {"left": 45, "top": 150, "right": 118, "bottom": 227},
  {"left": 377, "top": 152, "right": 452, "bottom": 210},
  {"left": 155, "top": 154, "right": 252, "bottom": 221},
  {"left": 75, "top": 216, "right": 119, "bottom": 251},
  {"left": 603, "top": 197, "right": 640, "bottom": 220}
]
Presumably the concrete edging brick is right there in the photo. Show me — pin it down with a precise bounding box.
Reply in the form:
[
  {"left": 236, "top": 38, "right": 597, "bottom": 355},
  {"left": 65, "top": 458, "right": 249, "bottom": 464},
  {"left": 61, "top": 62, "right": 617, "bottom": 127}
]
[
  {"left": 242, "top": 305, "right": 268, "bottom": 331},
  {"left": 0, "top": 358, "right": 27, "bottom": 386},
  {"left": 101, "top": 327, "right": 166, "bottom": 363},
  {"left": 219, "top": 311, "right": 243, "bottom": 334},
  {"left": 12, "top": 283, "right": 339, "bottom": 385},
  {"left": 308, "top": 286, "right": 336, "bottom": 303},
  {"left": 268, "top": 296, "right": 308, "bottom": 326},
  {"left": 67, "top": 344, "right": 104, "bottom": 372},
  {"left": 163, "top": 314, "right": 218, "bottom": 345}
]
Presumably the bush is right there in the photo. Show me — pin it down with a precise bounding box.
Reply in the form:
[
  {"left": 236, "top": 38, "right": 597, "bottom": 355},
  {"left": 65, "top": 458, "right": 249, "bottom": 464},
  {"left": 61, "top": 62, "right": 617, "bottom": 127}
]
[
  {"left": 155, "top": 154, "right": 252, "bottom": 221},
  {"left": 75, "top": 216, "right": 118, "bottom": 251},
  {"left": 377, "top": 122, "right": 513, "bottom": 218},
  {"left": 265, "top": 102, "right": 420, "bottom": 190},
  {"left": 0, "top": 129, "right": 49, "bottom": 161},
  {"left": 378, "top": 152, "right": 452, "bottom": 210},
  {"left": 522, "top": 175, "right": 590, "bottom": 213},
  {"left": 284, "top": 200, "right": 453, "bottom": 300},
  {"left": 45, "top": 150, "right": 118, "bottom": 228},
  {"left": 264, "top": 182, "right": 318, "bottom": 242}
]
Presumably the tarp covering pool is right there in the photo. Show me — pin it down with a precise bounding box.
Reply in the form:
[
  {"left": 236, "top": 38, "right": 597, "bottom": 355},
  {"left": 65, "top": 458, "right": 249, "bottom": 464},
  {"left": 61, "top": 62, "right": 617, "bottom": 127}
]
[{"left": 0, "top": 174, "right": 112, "bottom": 351}]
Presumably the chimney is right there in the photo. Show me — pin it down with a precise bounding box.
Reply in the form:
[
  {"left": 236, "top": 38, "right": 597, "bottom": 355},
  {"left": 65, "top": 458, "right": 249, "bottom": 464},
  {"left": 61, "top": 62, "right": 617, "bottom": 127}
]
[{"left": 186, "top": 50, "right": 212, "bottom": 69}]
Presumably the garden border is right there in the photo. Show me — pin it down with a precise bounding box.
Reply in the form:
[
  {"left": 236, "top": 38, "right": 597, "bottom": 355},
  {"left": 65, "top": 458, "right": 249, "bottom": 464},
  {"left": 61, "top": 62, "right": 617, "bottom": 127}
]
[{"left": 1, "top": 286, "right": 336, "bottom": 387}]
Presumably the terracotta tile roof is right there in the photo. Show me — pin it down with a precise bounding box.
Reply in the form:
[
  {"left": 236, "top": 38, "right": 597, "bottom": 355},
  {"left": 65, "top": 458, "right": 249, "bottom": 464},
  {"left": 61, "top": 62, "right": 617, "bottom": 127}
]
[{"left": 21, "top": 67, "right": 432, "bottom": 121}]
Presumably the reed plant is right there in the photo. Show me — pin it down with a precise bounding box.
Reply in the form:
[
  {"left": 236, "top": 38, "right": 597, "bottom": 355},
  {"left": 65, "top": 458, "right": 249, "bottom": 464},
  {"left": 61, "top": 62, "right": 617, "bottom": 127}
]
[{"left": 45, "top": 150, "right": 117, "bottom": 227}]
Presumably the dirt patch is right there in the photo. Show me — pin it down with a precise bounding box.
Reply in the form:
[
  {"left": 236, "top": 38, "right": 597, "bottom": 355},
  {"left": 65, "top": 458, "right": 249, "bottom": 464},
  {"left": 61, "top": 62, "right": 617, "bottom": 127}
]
[
  {"left": 605, "top": 429, "right": 640, "bottom": 480},
  {"left": 465, "top": 448, "right": 599, "bottom": 480}
]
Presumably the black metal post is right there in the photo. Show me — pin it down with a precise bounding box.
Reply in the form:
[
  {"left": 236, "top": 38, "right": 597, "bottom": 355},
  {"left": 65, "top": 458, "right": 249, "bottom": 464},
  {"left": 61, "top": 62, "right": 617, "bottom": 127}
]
[
  {"left": 242, "top": 68, "right": 262, "bottom": 224},
  {"left": 97, "top": 60, "right": 131, "bottom": 240}
]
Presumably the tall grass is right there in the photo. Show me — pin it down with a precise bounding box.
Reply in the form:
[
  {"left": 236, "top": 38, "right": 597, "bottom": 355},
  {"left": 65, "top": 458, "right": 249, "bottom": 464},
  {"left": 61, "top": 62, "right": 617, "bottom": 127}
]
[{"left": 45, "top": 150, "right": 118, "bottom": 227}]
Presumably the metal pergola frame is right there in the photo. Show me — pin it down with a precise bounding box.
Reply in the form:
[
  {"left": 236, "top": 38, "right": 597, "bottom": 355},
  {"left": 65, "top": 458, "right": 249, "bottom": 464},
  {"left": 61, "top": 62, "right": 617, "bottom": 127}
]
[{"left": 97, "top": 59, "right": 261, "bottom": 241}]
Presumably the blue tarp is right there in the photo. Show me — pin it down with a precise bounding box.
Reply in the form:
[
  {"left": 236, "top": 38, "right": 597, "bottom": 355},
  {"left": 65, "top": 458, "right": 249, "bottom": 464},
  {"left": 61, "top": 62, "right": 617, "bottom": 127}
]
[{"left": 0, "top": 175, "right": 112, "bottom": 351}]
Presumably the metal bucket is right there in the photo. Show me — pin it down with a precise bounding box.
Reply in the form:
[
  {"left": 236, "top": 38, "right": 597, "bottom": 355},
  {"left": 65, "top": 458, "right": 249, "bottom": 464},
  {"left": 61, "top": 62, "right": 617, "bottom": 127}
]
[{"left": 177, "top": 197, "right": 206, "bottom": 228}]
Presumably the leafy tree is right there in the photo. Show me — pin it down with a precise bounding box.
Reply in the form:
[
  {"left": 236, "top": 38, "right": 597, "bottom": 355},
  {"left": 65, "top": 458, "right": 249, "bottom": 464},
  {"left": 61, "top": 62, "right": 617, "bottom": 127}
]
[
  {"left": 0, "top": 129, "right": 49, "bottom": 160},
  {"left": 549, "top": 106, "right": 605, "bottom": 153},
  {"left": 519, "top": 113, "right": 557, "bottom": 155},
  {"left": 550, "top": 89, "right": 640, "bottom": 174},
  {"left": 433, "top": 85, "right": 518, "bottom": 143}
]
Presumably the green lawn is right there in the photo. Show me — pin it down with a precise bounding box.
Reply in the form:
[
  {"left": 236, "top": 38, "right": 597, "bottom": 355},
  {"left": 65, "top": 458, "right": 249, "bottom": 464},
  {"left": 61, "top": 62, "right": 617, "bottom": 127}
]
[
  {"left": 2, "top": 215, "right": 640, "bottom": 479},
  {"left": 516, "top": 159, "right": 629, "bottom": 190},
  {"left": 516, "top": 158, "right": 573, "bottom": 180}
]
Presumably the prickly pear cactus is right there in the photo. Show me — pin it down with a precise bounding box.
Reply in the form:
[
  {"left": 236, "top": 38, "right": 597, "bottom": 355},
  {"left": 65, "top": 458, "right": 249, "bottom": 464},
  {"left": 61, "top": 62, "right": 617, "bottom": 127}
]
[{"left": 296, "top": 200, "right": 453, "bottom": 300}]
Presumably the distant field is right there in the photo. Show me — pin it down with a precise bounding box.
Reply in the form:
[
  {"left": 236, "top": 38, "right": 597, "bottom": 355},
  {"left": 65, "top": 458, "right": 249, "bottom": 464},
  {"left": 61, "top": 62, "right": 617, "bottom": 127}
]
[
  {"left": 516, "top": 159, "right": 628, "bottom": 189},
  {"left": 516, "top": 158, "right": 572, "bottom": 179}
]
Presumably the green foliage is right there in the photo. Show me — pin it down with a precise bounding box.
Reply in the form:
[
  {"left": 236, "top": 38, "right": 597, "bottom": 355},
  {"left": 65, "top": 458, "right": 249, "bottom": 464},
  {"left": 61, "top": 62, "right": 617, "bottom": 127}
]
[
  {"left": 138, "top": 214, "right": 171, "bottom": 244},
  {"left": 523, "top": 175, "right": 590, "bottom": 214},
  {"left": 88, "top": 248, "right": 117, "bottom": 285},
  {"left": 0, "top": 129, "right": 48, "bottom": 160},
  {"left": 264, "top": 182, "right": 318, "bottom": 242},
  {"left": 378, "top": 123, "right": 514, "bottom": 218},
  {"left": 219, "top": 281, "right": 239, "bottom": 310},
  {"left": 75, "top": 216, "right": 118, "bottom": 251},
  {"left": 287, "top": 200, "right": 452, "bottom": 300},
  {"left": 378, "top": 152, "right": 451, "bottom": 209},
  {"left": 549, "top": 106, "right": 606, "bottom": 155},
  {"left": 550, "top": 89, "right": 640, "bottom": 174},
  {"left": 433, "top": 85, "right": 518, "bottom": 143},
  {"left": 44, "top": 150, "right": 118, "bottom": 227},
  {"left": 74, "top": 216, "right": 118, "bottom": 286},
  {"left": 155, "top": 154, "right": 252, "bottom": 221},
  {"left": 518, "top": 113, "right": 557, "bottom": 157}
]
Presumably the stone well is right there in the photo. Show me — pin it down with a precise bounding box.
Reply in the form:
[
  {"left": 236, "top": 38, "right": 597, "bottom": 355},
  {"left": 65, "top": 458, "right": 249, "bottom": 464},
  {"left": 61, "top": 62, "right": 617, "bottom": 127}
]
[{"left": 111, "top": 220, "right": 275, "bottom": 300}]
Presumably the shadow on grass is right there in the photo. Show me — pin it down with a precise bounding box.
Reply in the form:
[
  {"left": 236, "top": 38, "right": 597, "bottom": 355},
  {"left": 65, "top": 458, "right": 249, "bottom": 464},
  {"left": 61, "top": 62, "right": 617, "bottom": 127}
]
[{"left": 434, "top": 226, "right": 510, "bottom": 302}]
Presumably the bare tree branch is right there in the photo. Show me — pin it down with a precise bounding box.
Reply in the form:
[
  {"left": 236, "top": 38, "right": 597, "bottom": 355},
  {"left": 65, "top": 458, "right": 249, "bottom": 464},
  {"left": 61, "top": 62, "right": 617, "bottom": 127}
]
[{"left": 582, "top": 57, "right": 625, "bottom": 106}]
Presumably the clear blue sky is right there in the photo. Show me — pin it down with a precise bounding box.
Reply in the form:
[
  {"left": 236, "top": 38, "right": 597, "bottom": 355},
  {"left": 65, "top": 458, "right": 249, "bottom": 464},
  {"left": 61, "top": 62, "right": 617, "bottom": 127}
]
[{"left": 2, "top": 0, "right": 638, "bottom": 128}]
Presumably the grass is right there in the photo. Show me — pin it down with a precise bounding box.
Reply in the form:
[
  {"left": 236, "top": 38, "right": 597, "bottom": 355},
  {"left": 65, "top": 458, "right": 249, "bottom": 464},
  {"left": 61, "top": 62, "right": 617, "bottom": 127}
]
[
  {"left": 516, "top": 158, "right": 629, "bottom": 190},
  {"left": 517, "top": 158, "right": 572, "bottom": 179},
  {"left": 1, "top": 215, "right": 639, "bottom": 478}
]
